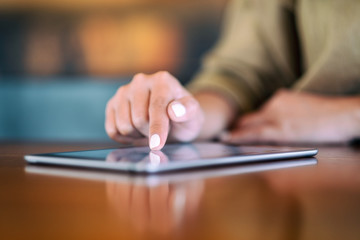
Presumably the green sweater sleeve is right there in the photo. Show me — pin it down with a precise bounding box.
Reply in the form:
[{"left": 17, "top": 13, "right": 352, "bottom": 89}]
[{"left": 187, "top": 0, "right": 300, "bottom": 112}]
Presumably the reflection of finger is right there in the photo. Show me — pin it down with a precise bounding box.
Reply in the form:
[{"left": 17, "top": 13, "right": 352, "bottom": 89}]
[
  {"left": 184, "top": 181, "right": 204, "bottom": 219},
  {"left": 149, "top": 151, "right": 169, "bottom": 164},
  {"left": 149, "top": 152, "right": 161, "bottom": 165},
  {"left": 107, "top": 147, "right": 148, "bottom": 163},
  {"left": 149, "top": 184, "right": 172, "bottom": 235},
  {"left": 169, "top": 185, "right": 187, "bottom": 226},
  {"left": 106, "top": 151, "right": 119, "bottom": 162},
  {"left": 131, "top": 186, "right": 150, "bottom": 233},
  {"left": 222, "top": 124, "right": 279, "bottom": 144},
  {"left": 106, "top": 182, "right": 132, "bottom": 219}
]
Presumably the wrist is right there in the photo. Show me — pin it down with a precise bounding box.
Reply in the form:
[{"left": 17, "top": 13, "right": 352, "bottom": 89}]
[{"left": 194, "top": 91, "right": 238, "bottom": 140}]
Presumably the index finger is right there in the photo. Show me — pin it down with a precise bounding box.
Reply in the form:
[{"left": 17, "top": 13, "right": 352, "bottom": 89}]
[
  {"left": 146, "top": 72, "right": 184, "bottom": 150},
  {"left": 148, "top": 86, "right": 172, "bottom": 150}
]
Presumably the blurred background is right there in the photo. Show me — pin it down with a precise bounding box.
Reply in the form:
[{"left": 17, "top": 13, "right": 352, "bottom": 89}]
[{"left": 0, "top": 0, "right": 228, "bottom": 141}]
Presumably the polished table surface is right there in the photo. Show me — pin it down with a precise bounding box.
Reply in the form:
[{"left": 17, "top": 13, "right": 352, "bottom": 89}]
[{"left": 1, "top": 142, "right": 360, "bottom": 240}]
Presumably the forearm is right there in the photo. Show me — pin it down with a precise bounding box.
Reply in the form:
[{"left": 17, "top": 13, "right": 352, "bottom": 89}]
[{"left": 194, "top": 91, "right": 239, "bottom": 140}]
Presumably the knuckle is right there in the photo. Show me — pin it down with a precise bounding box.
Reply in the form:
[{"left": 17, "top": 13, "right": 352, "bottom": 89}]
[
  {"left": 157, "top": 71, "right": 171, "bottom": 78},
  {"left": 132, "top": 73, "right": 146, "bottom": 83},
  {"left": 115, "top": 86, "right": 126, "bottom": 97},
  {"left": 115, "top": 85, "right": 131, "bottom": 101},
  {"left": 132, "top": 115, "right": 148, "bottom": 128},
  {"left": 118, "top": 124, "right": 133, "bottom": 136},
  {"left": 155, "top": 71, "right": 174, "bottom": 84},
  {"left": 134, "top": 72, "right": 145, "bottom": 79},
  {"left": 131, "top": 73, "right": 153, "bottom": 91}
]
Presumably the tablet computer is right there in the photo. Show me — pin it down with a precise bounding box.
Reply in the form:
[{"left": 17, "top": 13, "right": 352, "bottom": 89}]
[{"left": 24, "top": 142, "right": 318, "bottom": 173}]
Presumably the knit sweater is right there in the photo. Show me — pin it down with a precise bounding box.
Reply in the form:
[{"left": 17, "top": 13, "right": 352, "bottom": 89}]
[{"left": 188, "top": 0, "right": 360, "bottom": 112}]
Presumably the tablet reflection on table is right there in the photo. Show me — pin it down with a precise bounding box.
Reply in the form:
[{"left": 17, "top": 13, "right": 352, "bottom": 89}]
[
  {"left": 106, "top": 179, "right": 204, "bottom": 236},
  {"left": 25, "top": 156, "right": 317, "bottom": 237}
]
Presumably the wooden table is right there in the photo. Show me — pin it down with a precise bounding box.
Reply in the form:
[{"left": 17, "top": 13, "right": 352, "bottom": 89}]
[{"left": 1, "top": 142, "right": 360, "bottom": 240}]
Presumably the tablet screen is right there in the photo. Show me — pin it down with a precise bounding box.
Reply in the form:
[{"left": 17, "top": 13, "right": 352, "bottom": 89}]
[{"left": 41, "top": 143, "right": 308, "bottom": 163}]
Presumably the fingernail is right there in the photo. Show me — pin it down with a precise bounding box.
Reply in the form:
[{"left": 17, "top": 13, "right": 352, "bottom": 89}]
[
  {"left": 150, "top": 134, "right": 161, "bottom": 149},
  {"left": 171, "top": 103, "right": 186, "bottom": 117}
]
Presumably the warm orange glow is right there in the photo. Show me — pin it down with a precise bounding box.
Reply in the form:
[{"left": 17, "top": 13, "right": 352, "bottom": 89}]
[
  {"left": 0, "top": 0, "right": 227, "bottom": 77},
  {"left": 77, "top": 14, "right": 183, "bottom": 76},
  {"left": 25, "top": 24, "right": 63, "bottom": 76},
  {"left": 0, "top": 0, "right": 227, "bottom": 12}
]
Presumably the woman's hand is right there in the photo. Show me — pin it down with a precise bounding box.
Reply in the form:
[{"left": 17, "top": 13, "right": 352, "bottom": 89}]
[
  {"left": 222, "top": 89, "right": 360, "bottom": 144},
  {"left": 105, "top": 71, "right": 204, "bottom": 150}
]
